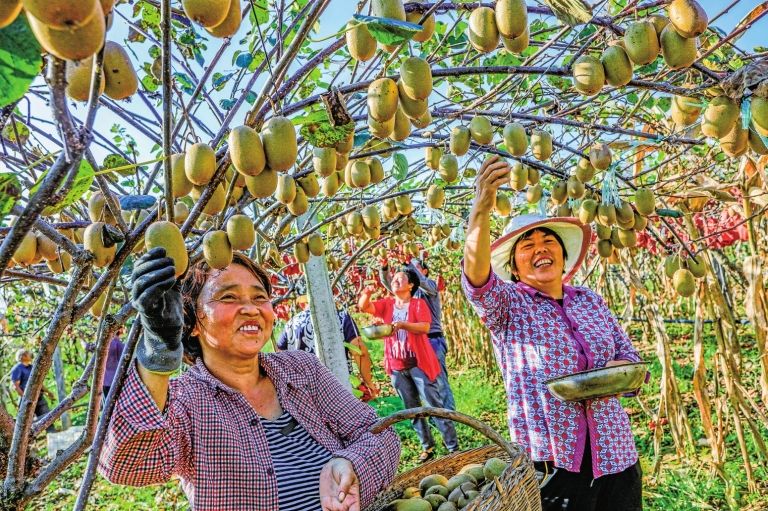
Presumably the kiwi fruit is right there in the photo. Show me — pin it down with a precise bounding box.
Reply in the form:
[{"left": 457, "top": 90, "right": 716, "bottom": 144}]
[
  {"left": 530, "top": 130, "right": 553, "bottom": 161},
  {"left": 181, "top": 0, "right": 231, "bottom": 27},
  {"left": 391, "top": 107, "right": 412, "bottom": 142},
  {"left": 261, "top": 116, "right": 297, "bottom": 172},
  {"left": 368, "top": 78, "right": 399, "bottom": 122},
  {"left": 185, "top": 143, "right": 217, "bottom": 186},
  {"left": 406, "top": 10, "right": 435, "bottom": 43},
  {"left": 468, "top": 6, "right": 499, "bottom": 53},
  {"left": 203, "top": 230, "right": 233, "bottom": 269},
  {"left": 425, "top": 184, "right": 445, "bottom": 209},
  {"left": 673, "top": 268, "right": 696, "bottom": 297},
  {"left": 229, "top": 125, "right": 266, "bottom": 177},
  {"left": 83, "top": 222, "right": 117, "bottom": 268},
  {"left": 701, "top": 96, "right": 739, "bottom": 139},
  {"left": 623, "top": 21, "right": 659, "bottom": 66},
  {"left": 346, "top": 19, "right": 376, "bottom": 61},
  {"left": 312, "top": 147, "right": 337, "bottom": 177},
  {"left": 589, "top": 143, "right": 611, "bottom": 171},
  {"left": 601, "top": 44, "right": 633, "bottom": 87},
  {"left": 572, "top": 55, "right": 605, "bottom": 96},
  {"left": 0, "top": 0, "right": 22, "bottom": 29},
  {"left": 206, "top": 0, "right": 241, "bottom": 38},
  {"left": 145, "top": 221, "right": 188, "bottom": 276},
  {"left": 502, "top": 25, "right": 529, "bottom": 53},
  {"left": 668, "top": 0, "right": 708, "bottom": 38},
  {"left": 494, "top": 0, "right": 527, "bottom": 39},
  {"left": 27, "top": 3, "right": 105, "bottom": 61},
  {"left": 469, "top": 115, "right": 493, "bottom": 145},
  {"left": 399, "top": 57, "right": 432, "bottom": 100},
  {"left": 103, "top": 41, "right": 139, "bottom": 100},
  {"left": 22, "top": 0, "right": 97, "bottom": 29},
  {"left": 450, "top": 126, "right": 471, "bottom": 156},
  {"left": 503, "top": 122, "right": 527, "bottom": 156},
  {"left": 65, "top": 57, "right": 104, "bottom": 102},
  {"left": 226, "top": 214, "right": 255, "bottom": 250},
  {"left": 659, "top": 25, "right": 697, "bottom": 70},
  {"left": 12, "top": 231, "right": 38, "bottom": 266}
]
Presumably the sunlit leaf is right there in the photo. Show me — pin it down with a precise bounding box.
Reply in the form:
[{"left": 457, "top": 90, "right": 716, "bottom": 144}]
[
  {"left": 352, "top": 14, "right": 421, "bottom": 46},
  {"left": 0, "top": 16, "right": 40, "bottom": 108}
]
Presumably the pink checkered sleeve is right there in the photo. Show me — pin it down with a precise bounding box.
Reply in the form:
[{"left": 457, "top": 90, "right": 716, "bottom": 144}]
[
  {"left": 461, "top": 267, "right": 521, "bottom": 338},
  {"left": 310, "top": 356, "right": 400, "bottom": 508},
  {"left": 596, "top": 293, "right": 642, "bottom": 364},
  {"left": 98, "top": 362, "right": 193, "bottom": 486}
]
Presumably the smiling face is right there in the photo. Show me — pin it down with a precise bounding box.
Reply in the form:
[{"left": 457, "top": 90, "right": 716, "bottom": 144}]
[
  {"left": 512, "top": 229, "right": 566, "bottom": 292},
  {"left": 390, "top": 271, "right": 413, "bottom": 298},
  {"left": 191, "top": 264, "right": 275, "bottom": 362}
]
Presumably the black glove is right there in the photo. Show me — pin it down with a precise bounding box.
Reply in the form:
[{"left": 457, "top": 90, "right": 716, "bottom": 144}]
[{"left": 131, "top": 247, "right": 184, "bottom": 374}]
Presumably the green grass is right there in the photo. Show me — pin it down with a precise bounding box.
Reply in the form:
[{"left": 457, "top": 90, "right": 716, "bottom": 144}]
[{"left": 30, "top": 325, "right": 768, "bottom": 510}]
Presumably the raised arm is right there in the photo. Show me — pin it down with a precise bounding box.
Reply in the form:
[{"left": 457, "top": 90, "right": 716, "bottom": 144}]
[
  {"left": 378, "top": 264, "right": 393, "bottom": 294},
  {"left": 464, "top": 156, "right": 511, "bottom": 288},
  {"left": 407, "top": 261, "right": 437, "bottom": 297},
  {"left": 357, "top": 286, "right": 376, "bottom": 315},
  {"left": 130, "top": 248, "right": 185, "bottom": 411},
  {"left": 99, "top": 364, "right": 192, "bottom": 486}
]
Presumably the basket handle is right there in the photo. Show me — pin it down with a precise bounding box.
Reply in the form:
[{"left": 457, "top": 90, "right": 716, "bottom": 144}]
[{"left": 370, "top": 406, "right": 519, "bottom": 459}]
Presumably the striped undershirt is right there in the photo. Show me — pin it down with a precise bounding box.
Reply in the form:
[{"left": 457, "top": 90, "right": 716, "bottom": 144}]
[{"left": 261, "top": 411, "right": 333, "bottom": 511}]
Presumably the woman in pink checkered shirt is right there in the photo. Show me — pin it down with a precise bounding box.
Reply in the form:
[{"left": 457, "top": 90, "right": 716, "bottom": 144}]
[
  {"left": 99, "top": 250, "right": 400, "bottom": 511},
  {"left": 462, "top": 156, "right": 645, "bottom": 511}
]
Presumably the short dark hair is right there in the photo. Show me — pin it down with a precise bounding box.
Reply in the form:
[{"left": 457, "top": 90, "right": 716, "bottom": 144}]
[
  {"left": 399, "top": 268, "right": 421, "bottom": 297},
  {"left": 179, "top": 252, "right": 272, "bottom": 361},
  {"left": 509, "top": 227, "right": 568, "bottom": 282}
]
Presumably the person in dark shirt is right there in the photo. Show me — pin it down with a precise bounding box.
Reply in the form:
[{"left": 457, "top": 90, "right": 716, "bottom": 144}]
[
  {"left": 10, "top": 348, "right": 56, "bottom": 432},
  {"left": 277, "top": 296, "right": 379, "bottom": 401},
  {"left": 103, "top": 327, "right": 126, "bottom": 399}
]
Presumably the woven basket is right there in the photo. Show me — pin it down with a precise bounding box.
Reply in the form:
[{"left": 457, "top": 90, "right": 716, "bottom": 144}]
[{"left": 364, "top": 407, "right": 541, "bottom": 511}]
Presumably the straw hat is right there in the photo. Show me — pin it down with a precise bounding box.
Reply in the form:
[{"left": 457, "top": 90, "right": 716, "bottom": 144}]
[{"left": 490, "top": 214, "right": 591, "bottom": 282}]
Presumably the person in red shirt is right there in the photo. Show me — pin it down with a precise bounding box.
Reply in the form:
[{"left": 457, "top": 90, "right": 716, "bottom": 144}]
[
  {"left": 358, "top": 268, "right": 458, "bottom": 462},
  {"left": 99, "top": 250, "right": 399, "bottom": 511}
]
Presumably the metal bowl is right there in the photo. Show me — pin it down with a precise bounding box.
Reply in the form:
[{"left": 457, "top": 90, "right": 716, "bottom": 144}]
[
  {"left": 545, "top": 362, "right": 648, "bottom": 402},
  {"left": 362, "top": 324, "right": 394, "bottom": 339}
]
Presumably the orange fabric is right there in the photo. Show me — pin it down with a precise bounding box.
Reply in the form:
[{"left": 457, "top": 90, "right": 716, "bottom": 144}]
[{"left": 372, "top": 297, "right": 440, "bottom": 381}]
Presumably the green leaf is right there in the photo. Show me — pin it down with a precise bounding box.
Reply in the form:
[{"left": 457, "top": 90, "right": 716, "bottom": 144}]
[
  {"left": 392, "top": 153, "right": 408, "bottom": 180},
  {"left": 102, "top": 154, "right": 134, "bottom": 177},
  {"left": 250, "top": 0, "right": 270, "bottom": 25},
  {"left": 344, "top": 342, "right": 363, "bottom": 356},
  {"left": 0, "top": 172, "right": 21, "bottom": 222},
  {"left": 291, "top": 110, "right": 329, "bottom": 125},
  {"left": 0, "top": 16, "right": 41, "bottom": 108},
  {"left": 31, "top": 160, "right": 95, "bottom": 216},
  {"left": 353, "top": 14, "right": 421, "bottom": 46}
]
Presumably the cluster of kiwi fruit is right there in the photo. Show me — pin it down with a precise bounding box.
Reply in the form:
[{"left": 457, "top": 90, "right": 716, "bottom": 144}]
[
  {"left": 384, "top": 457, "right": 509, "bottom": 511},
  {"left": 664, "top": 252, "right": 706, "bottom": 297},
  {"left": 573, "top": 0, "right": 708, "bottom": 96},
  {"left": 0, "top": 1, "right": 138, "bottom": 101}
]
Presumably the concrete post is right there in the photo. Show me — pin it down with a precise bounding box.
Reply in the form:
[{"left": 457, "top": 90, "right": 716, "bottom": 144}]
[{"left": 300, "top": 214, "right": 350, "bottom": 389}]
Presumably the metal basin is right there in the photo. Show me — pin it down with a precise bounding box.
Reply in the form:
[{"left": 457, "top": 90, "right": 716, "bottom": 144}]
[
  {"left": 545, "top": 362, "right": 648, "bottom": 402},
  {"left": 362, "top": 324, "right": 394, "bottom": 339}
]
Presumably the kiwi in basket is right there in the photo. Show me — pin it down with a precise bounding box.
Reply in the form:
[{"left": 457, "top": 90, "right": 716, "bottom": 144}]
[
  {"left": 385, "top": 498, "right": 432, "bottom": 511},
  {"left": 483, "top": 457, "right": 508, "bottom": 480}
]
